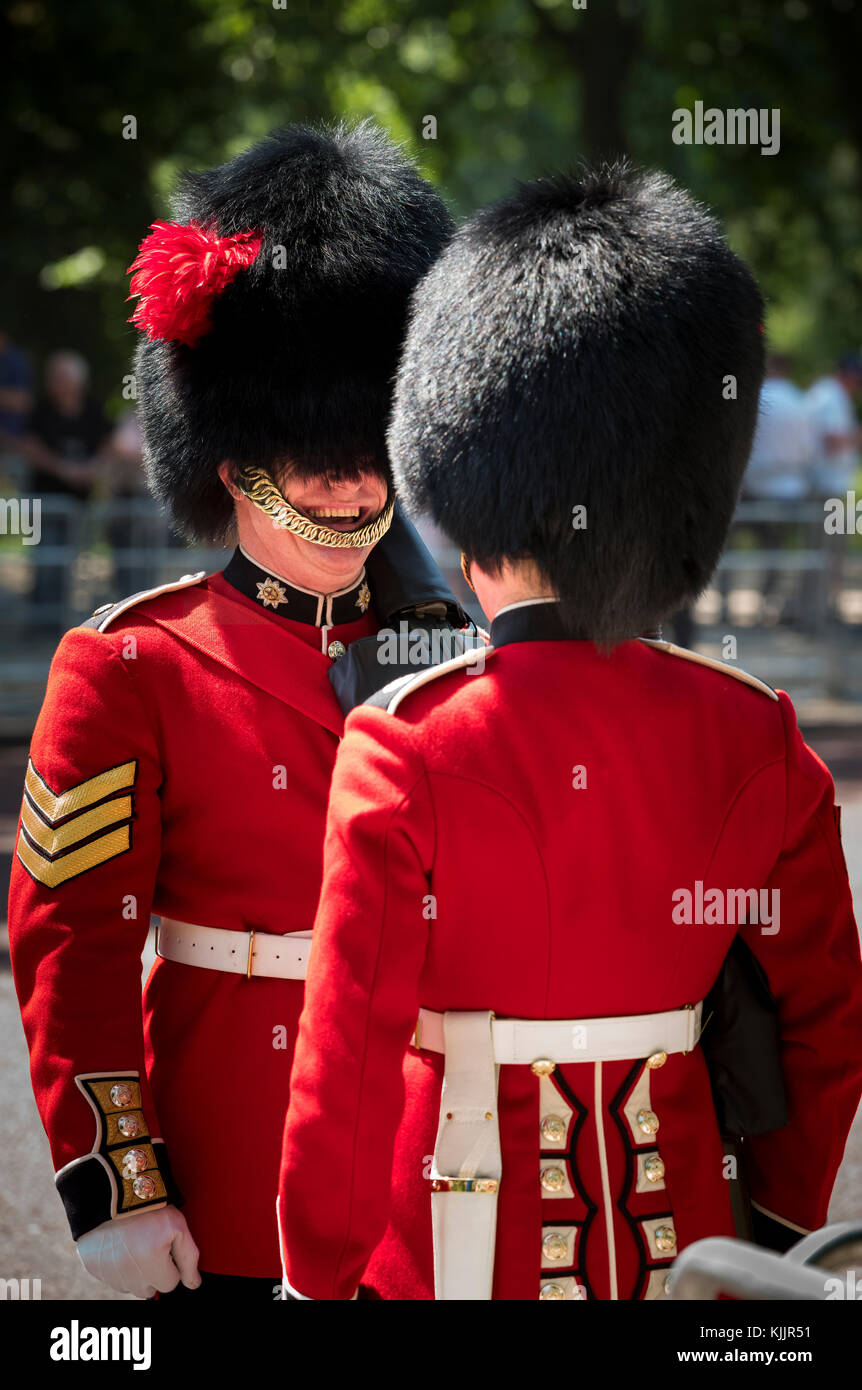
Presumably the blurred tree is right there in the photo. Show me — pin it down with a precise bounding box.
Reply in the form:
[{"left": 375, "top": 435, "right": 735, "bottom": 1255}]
[
  {"left": 2, "top": 0, "right": 860, "bottom": 405},
  {"left": 525, "top": 0, "right": 644, "bottom": 160},
  {"left": 1, "top": 0, "right": 245, "bottom": 399}
]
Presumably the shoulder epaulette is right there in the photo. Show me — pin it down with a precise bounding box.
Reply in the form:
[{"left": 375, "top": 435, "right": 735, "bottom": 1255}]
[
  {"left": 364, "top": 644, "right": 495, "bottom": 715},
  {"left": 80, "top": 572, "right": 208, "bottom": 634},
  {"left": 638, "top": 638, "right": 778, "bottom": 701}
]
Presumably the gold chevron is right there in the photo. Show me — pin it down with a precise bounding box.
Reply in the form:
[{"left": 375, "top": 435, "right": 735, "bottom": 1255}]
[
  {"left": 24, "top": 758, "right": 136, "bottom": 825},
  {"left": 17, "top": 824, "right": 132, "bottom": 888},
  {"left": 20, "top": 794, "right": 133, "bottom": 856}
]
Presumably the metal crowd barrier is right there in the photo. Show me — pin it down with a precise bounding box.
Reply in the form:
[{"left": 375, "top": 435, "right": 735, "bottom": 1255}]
[
  {"left": 0, "top": 474, "right": 859, "bottom": 733},
  {"left": 0, "top": 482, "right": 853, "bottom": 627},
  {"left": 0, "top": 492, "right": 229, "bottom": 633}
]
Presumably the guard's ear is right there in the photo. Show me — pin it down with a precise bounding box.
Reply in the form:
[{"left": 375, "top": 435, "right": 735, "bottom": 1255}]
[
  {"left": 217, "top": 460, "right": 243, "bottom": 501},
  {"left": 460, "top": 552, "right": 475, "bottom": 593}
]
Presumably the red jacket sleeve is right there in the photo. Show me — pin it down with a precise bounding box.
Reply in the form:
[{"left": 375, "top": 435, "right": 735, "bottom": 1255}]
[
  {"left": 278, "top": 706, "right": 433, "bottom": 1299},
  {"left": 742, "top": 692, "right": 862, "bottom": 1248},
  {"left": 7, "top": 626, "right": 181, "bottom": 1239}
]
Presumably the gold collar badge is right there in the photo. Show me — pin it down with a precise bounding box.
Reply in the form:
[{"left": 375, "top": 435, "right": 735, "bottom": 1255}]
[
  {"left": 356, "top": 582, "right": 371, "bottom": 614},
  {"left": 256, "top": 577, "right": 288, "bottom": 610}
]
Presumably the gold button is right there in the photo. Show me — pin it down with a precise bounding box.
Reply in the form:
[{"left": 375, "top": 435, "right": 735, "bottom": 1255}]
[
  {"left": 643, "top": 1154, "right": 666, "bottom": 1183},
  {"left": 654, "top": 1224, "right": 676, "bottom": 1253},
  {"left": 531, "top": 1058, "right": 556, "bottom": 1077},
  {"left": 540, "top": 1165, "right": 566, "bottom": 1194},
  {"left": 117, "top": 1114, "right": 143, "bottom": 1139},
  {"left": 539, "top": 1282, "right": 566, "bottom": 1300},
  {"left": 542, "top": 1232, "right": 569, "bottom": 1262},
  {"left": 123, "top": 1148, "right": 149, "bottom": 1174},
  {"left": 109, "top": 1083, "right": 134, "bottom": 1108},
  {"left": 637, "top": 1108, "right": 660, "bottom": 1136},
  {"left": 541, "top": 1114, "right": 567, "bottom": 1144},
  {"left": 327, "top": 640, "right": 347, "bottom": 660},
  {"left": 646, "top": 1050, "right": 668, "bottom": 1070},
  {"left": 132, "top": 1174, "right": 157, "bottom": 1200}
]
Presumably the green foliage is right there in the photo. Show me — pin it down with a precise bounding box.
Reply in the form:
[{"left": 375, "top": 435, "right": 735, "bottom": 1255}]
[{"left": 3, "top": 0, "right": 860, "bottom": 406}]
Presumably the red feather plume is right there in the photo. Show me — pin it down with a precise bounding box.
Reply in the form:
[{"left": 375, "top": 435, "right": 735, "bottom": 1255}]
[{"left": 127, "top": 221, "right": 264, "bottom": 347}]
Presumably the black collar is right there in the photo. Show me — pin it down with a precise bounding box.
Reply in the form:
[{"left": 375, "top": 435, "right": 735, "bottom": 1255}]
[
  {"left": 490, "top": 601, "right": 575, "bottom": 648},
  {"left": 223, "top": 547, "right": 372, "bottom": 627},
  {"left": 490, "top": 601, "right": 663, "bottom": 648}
]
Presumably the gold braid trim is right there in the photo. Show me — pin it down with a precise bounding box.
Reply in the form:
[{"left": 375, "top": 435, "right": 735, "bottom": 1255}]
[{"left": 236, "top": 466, "right": 395, "bottom": 549}]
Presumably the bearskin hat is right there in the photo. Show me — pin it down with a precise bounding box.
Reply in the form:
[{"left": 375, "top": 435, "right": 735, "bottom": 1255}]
[
  {"left": 388, "top": 164, "right": 765, "bottom": 645},
  {"left": 130, "top": 121, "right": 453, "bottom": 542}
]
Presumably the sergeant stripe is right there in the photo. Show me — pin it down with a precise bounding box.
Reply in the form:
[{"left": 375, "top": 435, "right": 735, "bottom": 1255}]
[
  {"left": 16, "top": 824, "right": 132, "bottom": 888},
  {"left": 20, "top": 794, "right": 133, "bottom": 857},
  {"left": 24, "top": 758, "right": 137, "bottom": 825}
]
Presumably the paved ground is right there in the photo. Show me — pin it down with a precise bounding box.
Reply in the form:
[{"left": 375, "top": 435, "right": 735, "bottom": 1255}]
[{"left": 1, "top": 737, "right": 861, "bottom": 1299}]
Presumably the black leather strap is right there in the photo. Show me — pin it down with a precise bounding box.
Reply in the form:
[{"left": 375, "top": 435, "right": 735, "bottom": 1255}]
[
  {"left": 751, "top": 1206, "right": 805, "bottom": 1254},
  {"left": 365, "top": 501, "right": 466, "bottom": 627}
]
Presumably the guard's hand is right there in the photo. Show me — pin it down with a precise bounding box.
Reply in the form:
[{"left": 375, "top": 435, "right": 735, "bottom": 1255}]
[{"left": 76, "top": 1204, "right": 201, "bottom": 1299}]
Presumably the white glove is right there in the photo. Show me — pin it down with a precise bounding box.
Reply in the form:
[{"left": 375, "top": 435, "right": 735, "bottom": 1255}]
[{"left": 76, "top": 1204, "right": 201, "bottom": 1299}]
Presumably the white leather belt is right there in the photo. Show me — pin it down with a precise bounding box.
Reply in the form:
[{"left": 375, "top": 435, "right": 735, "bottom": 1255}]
[
  {"left": 430, "top": 1012, "right": 502, "bottom": 1300},
  {"left": 156, "top": 918, "right": 312, "bottom": 981},
  {"left": 422, "top": 1002, "right": 703, "bottom": 1300},
  {"left": 414, "top": 1002, "right": 702, "bottom": 1065}
]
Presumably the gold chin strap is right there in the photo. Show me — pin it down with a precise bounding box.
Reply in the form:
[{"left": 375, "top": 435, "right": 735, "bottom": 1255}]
[
  {"left": 235, "top": 465, "right": 395, "bottom": 550},
  {"left": 460, "top": 552, "right": 476, "bottom": 593}
]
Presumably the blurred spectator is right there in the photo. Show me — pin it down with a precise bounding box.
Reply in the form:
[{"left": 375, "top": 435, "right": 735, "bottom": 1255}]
[
  {"left": 107, "top": 409, "right": 147, "bottom": 495},
  {"left": 744, "top": 355, "right": 814, "bottom": 501},
  {"left": 0, "top": 326, "right": 34, "bottom": 445},
  {"left": 735, "top": 355, "right": 815, "bottom": 624},
  {"left": 803, "top": 353, "right": 862, "bottom": 625},
  {"left": 23, "top": 351, "right": 111, "bottom": 499},
  {"left": 105, "top": 409, "right": 149, "bottom": 595},
  {"left": 806, "top": 352, "right": 862, "bottom": 499},
  {"left": 22, "top": 351, "right": 111, "bottom": 629}
]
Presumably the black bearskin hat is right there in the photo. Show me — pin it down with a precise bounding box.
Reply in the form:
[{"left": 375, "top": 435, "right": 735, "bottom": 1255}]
[
  {"left": 130, "top": 121, "right": 453, "bottom": 542},
  {"left": 388, "top": 165, "right": 765, "bottom": 644}
]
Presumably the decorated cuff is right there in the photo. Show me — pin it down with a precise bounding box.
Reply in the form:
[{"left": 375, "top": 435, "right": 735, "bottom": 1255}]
[{"left": 55, "top": 1073, "right": 184, "bottom": 1240}]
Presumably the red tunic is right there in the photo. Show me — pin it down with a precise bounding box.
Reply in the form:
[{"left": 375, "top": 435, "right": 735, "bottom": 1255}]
[
  {"left": 8, "top": 567, "right": 376, "bottom": 1277},
  {"left": 279, "top": 616, "right": 862, "bottom": 1300}
]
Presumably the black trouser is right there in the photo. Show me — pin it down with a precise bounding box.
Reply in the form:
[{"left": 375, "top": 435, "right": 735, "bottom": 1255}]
[{"left": 157, "top": 1272, "right": 282, "bottom": 1300}]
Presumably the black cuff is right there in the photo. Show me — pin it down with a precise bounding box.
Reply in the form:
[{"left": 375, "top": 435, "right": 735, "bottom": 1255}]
[
  {"left": 58, "top": 1142, "right": 184, "bottom": 1241},
  {"left": 58, "top": 1073, "right": 184, "bottom": 1240}
]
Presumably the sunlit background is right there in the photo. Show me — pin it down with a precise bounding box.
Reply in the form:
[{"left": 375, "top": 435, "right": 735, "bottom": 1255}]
[{"left": 1, "top": 0, "right": 861, "bottom": 1295}]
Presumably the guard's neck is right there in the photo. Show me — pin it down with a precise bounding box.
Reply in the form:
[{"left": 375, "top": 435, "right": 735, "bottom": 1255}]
[{"left": 471, "top": 558, "right": 557, "bottom": 624}]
